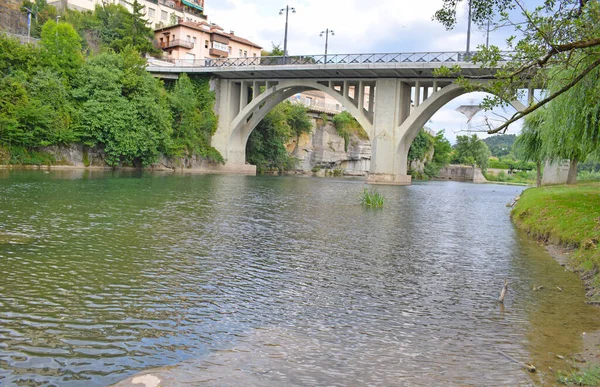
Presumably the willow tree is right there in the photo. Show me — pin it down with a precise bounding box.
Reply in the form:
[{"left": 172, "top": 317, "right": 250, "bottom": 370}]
[
  {"left": 540, "top": 56, "right": 600, "bottom": 184},
  {"left": 434, "top": 0, "right": 600, "bottom": 133},
  {"left": 514, "top": 108, "right": 546, "bottom": 187}
]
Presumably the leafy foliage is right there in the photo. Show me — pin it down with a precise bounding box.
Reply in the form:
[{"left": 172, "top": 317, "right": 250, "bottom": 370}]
[
  {"left": 246, "top": 101, "right": 313, "bottom": 173},
  {"left": 408, "top": 129, "right": 434, "bottom": 162},
  {"left": 452, "top": 134, "right": 491, "bottom": 172},
  {"left": 40, "top": 21, "right": 84, "bottom": 80},
  {"left": 482, "top": 134, "right": 516, "bottom": 157},
  {"left": 408, "top": 129, "right": 453, "bottom": 179},
  {"left": 332, "top": 111, "right": 369, "bottom": 152},
  {"left": 167, "top": 74, "right": 222, "bottom": 163},
  {"left": 0, "top": 12, "right": 220, "bottom": 167},
  {"left": 72, "top": 48, "right": 172, "bottom": 166},
  {"left": 433, "top": 0, "right": 600, "bottom": 134}
]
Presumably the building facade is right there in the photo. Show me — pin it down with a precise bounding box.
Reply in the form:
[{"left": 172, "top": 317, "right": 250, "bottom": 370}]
[
  {"left": 155, "top": 21, "right": 261, "bottom": 61},
  {"left": 49, "top": 0, "right": 206, "bottom": 29}
]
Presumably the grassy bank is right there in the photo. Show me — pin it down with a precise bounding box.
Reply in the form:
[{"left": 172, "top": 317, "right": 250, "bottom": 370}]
[{"left": 511, "top": 182, "right": 600, "bottom": 301}]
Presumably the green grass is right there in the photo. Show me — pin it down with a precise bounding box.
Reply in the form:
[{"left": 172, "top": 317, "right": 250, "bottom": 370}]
[
  {"left": 484, "top": 170, "right": 536, "bottom": 185},
  {"left": 511, "top": 182, "right": 600, "bottom": 291},
  {"left": 359, "top": 188, "right": 385, "bottom": 208},
  {"left": 557, "top": 365, "right": 600, "bottom": 386}
]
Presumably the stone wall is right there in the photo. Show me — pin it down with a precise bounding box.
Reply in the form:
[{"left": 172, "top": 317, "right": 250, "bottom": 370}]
[
  {"left": 34, "top": 144, "right": 256, "bottom": 175},
  {"left": 437, "top": 165, "right": 487, "bottom": 183}
]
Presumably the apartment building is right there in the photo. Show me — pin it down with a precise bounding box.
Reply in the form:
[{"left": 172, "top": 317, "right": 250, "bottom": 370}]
[
  {"left": 155, "top": 21, "right": 261, "bottom": 61},
  {"left": 49, "top": 0, "right": 206, "bottom": 28}
]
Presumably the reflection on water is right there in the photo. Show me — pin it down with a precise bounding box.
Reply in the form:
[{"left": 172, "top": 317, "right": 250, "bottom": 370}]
[{"left": 0, "top": 170, "right": 598, "bottom": 386}]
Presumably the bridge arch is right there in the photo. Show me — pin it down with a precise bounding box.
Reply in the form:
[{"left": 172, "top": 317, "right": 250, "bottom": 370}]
[
  {"left": 214, "top": 79, "right": 375, "bottom": 165},
  {"left": 230, "top": 81, "right": 374, "bottom": 153},
  {"left": 394, "top": 83, "right": 527, "bottom": 176}
]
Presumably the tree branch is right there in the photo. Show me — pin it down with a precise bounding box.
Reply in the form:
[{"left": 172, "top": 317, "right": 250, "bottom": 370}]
[{"left": 487, "top": 56, "right": 600, "bottom": 134}]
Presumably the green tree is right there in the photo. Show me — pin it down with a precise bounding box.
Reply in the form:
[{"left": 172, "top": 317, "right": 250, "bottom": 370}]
[
  {"left": 246, "top": 101, "right": 308, "bottom": 173},
  {"left": 72, "top": 48, "right": 171, "bottom": 166},
  {"left": 433, "top": 0, "right": 600, "bottom": 133},
  {"left": 432, "top": 130, "right": 453, "bottom": 167},
  {"left": 408, "top": 129, "right": 434, "bottom": 162},
  {"left": 540, "top": 57, "right": 600, "bottom": 184},
  {"left": 262, "top": 43, "right": 284, "bottom": 56},
  {"left": 514, "top": 109, "right": 546, "bottom": 187},
  {"left": 167, "top": 74, "right": 222, "bottom": 162},
  {"left": 92, "top": 3, "right": 157, "bottom": 55},
  {"left": 40, "top": 20, "right": 84, "bottom": 80},
  {"left": 452, "top": 134, "right": 491, "bottom": 172},
  {"left": 482, "top": 134, "right": 516, "bottom": 157}
]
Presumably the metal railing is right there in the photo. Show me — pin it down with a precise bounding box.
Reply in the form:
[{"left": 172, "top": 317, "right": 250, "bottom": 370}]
[
  {"left": 155, "top": 39, "right": 194, "bottom": 49},
  {"left": 152, "top": 51, "right": 514, "bottom": 68}
]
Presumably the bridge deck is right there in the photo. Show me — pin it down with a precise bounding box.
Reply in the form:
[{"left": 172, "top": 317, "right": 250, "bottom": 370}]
[{"left": 147, "top": 51, "right": 509, "bottom": 80}]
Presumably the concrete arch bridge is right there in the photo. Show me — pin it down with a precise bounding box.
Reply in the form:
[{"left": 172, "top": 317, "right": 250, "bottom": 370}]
[{"left": 148, "top": 52, "right": 529, "bottom": 185}]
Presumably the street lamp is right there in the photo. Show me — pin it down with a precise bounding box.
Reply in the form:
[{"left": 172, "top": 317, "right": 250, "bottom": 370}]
[
  {"left": 466, "top": 0, "right": 472, "bottom": 55},
  {"left": 23, "top": 6, "right": 34, "bottom": 42},
  {"left": 279, "top": 5, "right": 295, "bottom": 62},
  {"left": 319, "top": 28, "right": 334, "bottom": 64}
]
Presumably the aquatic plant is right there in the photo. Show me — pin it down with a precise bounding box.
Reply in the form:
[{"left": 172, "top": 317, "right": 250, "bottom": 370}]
[
  {"left": 557, "top": 365, "right": 600, "bottom": 386},
  {"left": 359, "top": 188, "right": 385, "bottom": 208}
]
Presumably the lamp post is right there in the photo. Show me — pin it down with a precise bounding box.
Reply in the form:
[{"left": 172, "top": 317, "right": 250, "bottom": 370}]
[
  {"left": 320, "top": 28, "right": 334, "bottom": 64},
  {"left": 279, "top": 5, "right": 295, "bottom": 63},
  {"left": 24, "top": 6, "right": 33, "bottom": 42},
  {"left": 466, "top": 0, "right": 472, "bottom": 55}
]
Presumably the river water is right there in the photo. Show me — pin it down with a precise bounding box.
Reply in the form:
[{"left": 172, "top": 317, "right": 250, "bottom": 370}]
[{"left": 0, "top": 170, "right": 599, "bottom": 386}]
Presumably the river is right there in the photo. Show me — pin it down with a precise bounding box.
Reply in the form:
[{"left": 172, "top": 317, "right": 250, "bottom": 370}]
[{"left": 0, "top": 169, "right": 598, "bottom": 386}]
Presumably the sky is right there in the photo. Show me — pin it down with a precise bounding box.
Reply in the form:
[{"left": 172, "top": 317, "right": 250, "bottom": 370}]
[{"left": 206, "top": 0, "right": 529, "bottom": 144}]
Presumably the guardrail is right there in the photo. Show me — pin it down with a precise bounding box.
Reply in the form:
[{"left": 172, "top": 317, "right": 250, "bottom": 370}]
[{"left": 153, "top": 51, "right": 514, "bottom": 68}]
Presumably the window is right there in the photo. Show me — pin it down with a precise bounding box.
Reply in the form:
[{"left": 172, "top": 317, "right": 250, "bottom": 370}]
[
  {"left": 305, "top": 97, "right": 312, "bottom": 106},
  {"left": 253, "top": 53, "right": 257, "bottom": 57},
  {"left": 243, "top": 50, "right": 247, "bottom": 57},
  {"left": 186, "top": 35, "right": 191, "bottom": 42},
  {"left": 161, "top": 10, "right": 168, "bottom": 21},
  {"left": 228, "top": 46, "right": 232, "bottom": 54},
  {"left": 205, "top": 40, "right": 209, "bottom": 48},
  {"left": 148, "top": 7, "right": 155, "bottom": 17},
  {"left": 238, "top": 49, "right": 242, "bottom": 57},
  {"left": 192, "top": 36, "right": 197, "bottom": 45},
  {"left": 212, "top": 41, "right": 228, "bottom": 51}
]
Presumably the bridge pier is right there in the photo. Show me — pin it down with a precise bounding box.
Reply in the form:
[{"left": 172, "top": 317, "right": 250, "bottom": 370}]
[{"left": 366, "top": 78, "right": 412, "bottom": 185}]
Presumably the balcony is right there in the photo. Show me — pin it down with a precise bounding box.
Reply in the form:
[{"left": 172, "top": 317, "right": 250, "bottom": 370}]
[
  {"left": 209, "top": 48, "right": 228, "bottom": 57},
  {"left": 156, "top": 39, "right": 194, "bottom": 49}
]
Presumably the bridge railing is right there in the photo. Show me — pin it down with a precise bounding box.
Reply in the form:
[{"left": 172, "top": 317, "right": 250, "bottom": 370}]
[{"left": 151, "top": 51, "right": 515, "bottom": 68}]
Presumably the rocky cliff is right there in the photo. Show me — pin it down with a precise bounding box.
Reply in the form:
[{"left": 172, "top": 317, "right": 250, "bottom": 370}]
[
  {"left": 285, "top": 113, "right": 371, "bottom": 176},
  {"left": 0, "top": 0, "right": 28, "bottom": 35}
]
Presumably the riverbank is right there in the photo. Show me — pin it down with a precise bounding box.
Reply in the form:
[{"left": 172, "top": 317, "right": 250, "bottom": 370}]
[{"left": 511, "top": 182, "right": 600, "bottom": 302}]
